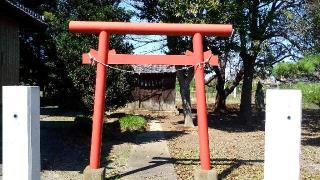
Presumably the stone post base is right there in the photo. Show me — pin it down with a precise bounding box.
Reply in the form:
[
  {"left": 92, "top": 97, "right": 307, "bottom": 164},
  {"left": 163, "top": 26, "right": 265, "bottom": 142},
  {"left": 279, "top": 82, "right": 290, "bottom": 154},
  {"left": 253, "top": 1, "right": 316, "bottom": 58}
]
[
  {"left": 83, "top": 166, "right": 105, "bottom": 180},
  {"left": 194, "top": 169, "right": 217, "bottom": 180}
]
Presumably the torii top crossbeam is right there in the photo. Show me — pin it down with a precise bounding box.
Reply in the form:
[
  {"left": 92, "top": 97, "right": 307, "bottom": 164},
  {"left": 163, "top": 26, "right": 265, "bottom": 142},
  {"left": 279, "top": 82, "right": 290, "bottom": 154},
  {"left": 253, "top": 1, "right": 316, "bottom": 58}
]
[{"left": 69, "top": 21, "right": 233, "bottom": 36}]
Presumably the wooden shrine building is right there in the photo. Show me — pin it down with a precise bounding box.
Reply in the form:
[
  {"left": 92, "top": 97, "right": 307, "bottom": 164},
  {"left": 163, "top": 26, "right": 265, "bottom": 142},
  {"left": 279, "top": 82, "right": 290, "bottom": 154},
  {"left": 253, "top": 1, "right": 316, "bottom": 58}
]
[
  {"left": 0, "top": 0, "right": 46, "bottom": 105},
  {"left": 126, "top": 65, "right": 178, "bottom": 114}
]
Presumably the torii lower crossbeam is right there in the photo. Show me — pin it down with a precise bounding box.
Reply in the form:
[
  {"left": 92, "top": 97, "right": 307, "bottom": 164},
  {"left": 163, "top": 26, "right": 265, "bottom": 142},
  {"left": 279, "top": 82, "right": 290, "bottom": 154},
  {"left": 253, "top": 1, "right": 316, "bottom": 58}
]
[{"left": 82, "top": 49, "right": 218, "bottom": 66}]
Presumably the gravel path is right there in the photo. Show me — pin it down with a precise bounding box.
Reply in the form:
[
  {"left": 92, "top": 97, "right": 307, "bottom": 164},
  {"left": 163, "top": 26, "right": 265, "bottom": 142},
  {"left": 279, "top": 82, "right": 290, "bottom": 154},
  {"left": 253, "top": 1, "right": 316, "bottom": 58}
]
[{"left": 121, "top": 120, "right": 177, "bottom": 180}]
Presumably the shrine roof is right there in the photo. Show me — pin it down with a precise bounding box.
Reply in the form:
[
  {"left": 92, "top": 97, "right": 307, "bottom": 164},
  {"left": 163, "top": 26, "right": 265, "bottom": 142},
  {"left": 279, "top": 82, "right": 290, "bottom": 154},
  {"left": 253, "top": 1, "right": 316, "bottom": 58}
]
[
  {"left": 132, "top": 65, "right": 176, "bottom": 74},
  {"left": 0, "top": 0, "right": 47, "bottom": 30}
]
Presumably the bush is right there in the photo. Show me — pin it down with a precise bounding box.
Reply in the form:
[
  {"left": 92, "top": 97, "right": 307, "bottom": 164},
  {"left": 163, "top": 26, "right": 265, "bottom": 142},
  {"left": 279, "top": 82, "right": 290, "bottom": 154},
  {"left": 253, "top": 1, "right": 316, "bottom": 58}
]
[
  {"left": 281, "top": 83, "right": 320, "bottom": 107},
  {"left": 40, "top": 1, "right": 135, "bottom": 113},
  {"left": 296, "top": 83, "right": 320, "bottom": 107},
  {"left": 119, "top": 115, "right": 147, "bottom": 132},
  {"left": 272, "top": 55, "right": 320, "bottom": 81},
  {"left": 272, "top": 62, "right": 297, "bottom": 79}
]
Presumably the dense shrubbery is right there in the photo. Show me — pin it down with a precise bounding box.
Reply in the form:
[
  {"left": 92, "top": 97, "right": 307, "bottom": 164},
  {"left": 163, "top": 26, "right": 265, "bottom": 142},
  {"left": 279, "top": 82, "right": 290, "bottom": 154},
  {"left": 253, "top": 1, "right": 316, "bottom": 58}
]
[
  {"left": 273, "top": 54, "right": 320, "bottom": 108},
  {"left": 281, "top": 83, "right": 320, "bottom": 107},
  {"left": 296, "top": 83, "right": 320, "bottom": 107},
  {"left": 273, "top": 55, "right": 320, "bottom": 81},
  {"left": 21, "top": 1, "right": 135, "bottom": 112}
]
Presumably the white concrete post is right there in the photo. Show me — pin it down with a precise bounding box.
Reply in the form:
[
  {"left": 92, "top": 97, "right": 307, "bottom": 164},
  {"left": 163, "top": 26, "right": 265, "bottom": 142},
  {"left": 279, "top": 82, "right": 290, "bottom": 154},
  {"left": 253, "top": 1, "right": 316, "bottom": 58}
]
[
  {"left": 264, "top": 89, "right": 302, "bottom": 180},
  {"left": 233, "top": 87, "right": 237, "bottom": 98},
  {"left": 2, "top": 86, "right": 40, "bottom": 180}
]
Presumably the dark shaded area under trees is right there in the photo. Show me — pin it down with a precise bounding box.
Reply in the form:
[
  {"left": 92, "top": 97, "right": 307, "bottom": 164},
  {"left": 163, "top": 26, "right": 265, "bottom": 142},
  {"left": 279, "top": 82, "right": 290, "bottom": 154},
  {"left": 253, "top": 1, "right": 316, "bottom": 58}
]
[{"left": 19, "top": 0, "right": 135, "bottom": 113}]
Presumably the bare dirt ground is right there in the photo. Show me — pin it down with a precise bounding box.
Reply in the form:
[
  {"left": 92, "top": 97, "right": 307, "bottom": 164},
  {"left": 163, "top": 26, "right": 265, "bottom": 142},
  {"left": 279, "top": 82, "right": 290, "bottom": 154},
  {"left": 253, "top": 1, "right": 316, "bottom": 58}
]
[
  {"left": 160, "top": 106, "right": 320, "bottom": 180},
  {"left": 38, "top": 105, "right": 319, "bottom": 179},
  {"left": 40, "top": 109, "right": 137, "bottom": 180}
]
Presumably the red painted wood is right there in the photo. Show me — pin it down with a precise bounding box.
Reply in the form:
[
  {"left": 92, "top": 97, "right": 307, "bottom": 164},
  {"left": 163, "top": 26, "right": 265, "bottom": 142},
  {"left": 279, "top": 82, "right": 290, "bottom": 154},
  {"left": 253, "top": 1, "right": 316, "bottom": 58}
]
[
  {"left": 82, "top": 49, "right": 219, "bottom": 66},
  {"left": 193, "top": 33, "right": 211, "bottom": 170},
  {"left": 89, "top": 31, "right": 109, "bottom": 169},
  {"left": 185, "top": 50, "right": 218, "bottom": 66},
  {"left": 109, "top": 54, "right": 196, "bottom": 65},
  {"left": 69, "top": 21, "right": 233, "bottom": 36}
]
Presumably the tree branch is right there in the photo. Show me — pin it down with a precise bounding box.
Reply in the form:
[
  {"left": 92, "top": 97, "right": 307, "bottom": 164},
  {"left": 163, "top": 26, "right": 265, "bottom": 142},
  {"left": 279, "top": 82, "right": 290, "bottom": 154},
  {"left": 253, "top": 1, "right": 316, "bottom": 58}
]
[{"left": 225, "top": 67, "right": 244, "bottom": 96}]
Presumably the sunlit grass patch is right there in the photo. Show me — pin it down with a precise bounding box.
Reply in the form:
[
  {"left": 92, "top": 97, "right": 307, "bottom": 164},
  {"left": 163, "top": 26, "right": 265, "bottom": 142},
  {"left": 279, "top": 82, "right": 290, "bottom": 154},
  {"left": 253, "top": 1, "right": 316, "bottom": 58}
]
[{"left": 119, "top": 115, "right": 147, "bottom": 132}]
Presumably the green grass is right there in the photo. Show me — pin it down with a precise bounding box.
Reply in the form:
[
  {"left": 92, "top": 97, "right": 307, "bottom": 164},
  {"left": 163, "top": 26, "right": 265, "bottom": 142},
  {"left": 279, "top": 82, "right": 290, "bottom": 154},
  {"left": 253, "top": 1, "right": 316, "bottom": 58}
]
[
  {"left": 280, "top": 82, "right": 320, "bottom": 108},
  {"left": 175, "top": 78, "right": 217, "bottom": 93},
  {"left": 119, "top": 115, "right": 147, "bottom": 132},
  {"left": 176, "top": 79, "right": 320, "bottom": 109}
]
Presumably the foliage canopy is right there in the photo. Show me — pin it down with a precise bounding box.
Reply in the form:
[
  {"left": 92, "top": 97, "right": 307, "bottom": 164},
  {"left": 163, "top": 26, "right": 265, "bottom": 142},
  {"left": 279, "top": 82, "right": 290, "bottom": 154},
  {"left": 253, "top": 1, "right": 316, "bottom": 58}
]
[
  {"left": 20, "top": 0, "right": 135, "bottom": 112},
  {"left": 133, "top": 0, "right": 309, "bottom": 123},
  {"left": 273, "top": 55, "right": 320, "bottom": 81}
]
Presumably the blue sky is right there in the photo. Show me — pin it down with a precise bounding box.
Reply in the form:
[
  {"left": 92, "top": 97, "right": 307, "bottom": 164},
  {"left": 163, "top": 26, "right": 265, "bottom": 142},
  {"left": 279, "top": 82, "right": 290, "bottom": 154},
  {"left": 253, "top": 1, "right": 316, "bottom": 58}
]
[{"left": 119, "top": 1, "right": 168, "bottom": 54}]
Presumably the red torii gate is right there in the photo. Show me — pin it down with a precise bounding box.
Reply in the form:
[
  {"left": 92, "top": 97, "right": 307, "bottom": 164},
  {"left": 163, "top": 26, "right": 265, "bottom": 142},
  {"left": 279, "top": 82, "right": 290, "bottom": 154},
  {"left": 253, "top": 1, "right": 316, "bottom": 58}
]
[{"left": 69, "top": 21, "right": 232, "bottom": 175}]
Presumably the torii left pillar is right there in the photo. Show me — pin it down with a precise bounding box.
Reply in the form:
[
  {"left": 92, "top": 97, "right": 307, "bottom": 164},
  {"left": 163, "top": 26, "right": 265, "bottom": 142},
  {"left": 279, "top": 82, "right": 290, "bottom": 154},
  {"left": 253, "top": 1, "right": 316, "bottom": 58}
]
[
  {"left": 69, "top": 21, "right": 233, "bottom": 180},
  {"left": 82, "top": 31, "right": 109, "bottom": 180}
]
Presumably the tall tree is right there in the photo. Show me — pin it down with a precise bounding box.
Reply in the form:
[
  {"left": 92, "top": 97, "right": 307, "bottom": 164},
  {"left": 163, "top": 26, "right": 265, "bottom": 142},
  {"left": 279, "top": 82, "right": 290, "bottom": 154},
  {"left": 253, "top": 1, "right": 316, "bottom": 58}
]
[
  {"left": 19, "top": 0, "right": 134, "bottom": 112},
  {"left": 133, "top": 0, "right": 309, "bottom": 124},
  {"left": 234, "top": 1, "right": 309, "bottom": 123},
  {"left": 309, "top": 0, "right": 320, "bottom": 52}
]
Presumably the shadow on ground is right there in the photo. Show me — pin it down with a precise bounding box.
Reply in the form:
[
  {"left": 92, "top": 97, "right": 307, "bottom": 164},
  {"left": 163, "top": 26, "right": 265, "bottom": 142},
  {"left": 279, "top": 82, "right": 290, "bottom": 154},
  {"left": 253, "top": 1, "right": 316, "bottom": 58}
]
[
  {"left": 177, "top": 104, "right": 265, "bottom": 132},
  {"left": 108, "top": 156, "right": 263, "bottom": 180},
  {"left": 302, "top": 109, "right": 320, "bottom": 133},
  {"left": 0, "top": 106, "right": 318, "bottom": 177},
  {"left": 207, "top": 110, "right": 265, "bottom": 132},
  {"left": 301, "top": 109, "right": 320, "bottom": 147},
  {"left": 302, "top": 136, "right": 320, "bottom": 146},
  {"left": 177, "top": 107, "right": 319, "bottom": 134},
  {"left": 40, "top": 106, "right": 82, "bottom": 117},
  {"left": 40, "top": 113, "right": 185, "bottom": 173}
]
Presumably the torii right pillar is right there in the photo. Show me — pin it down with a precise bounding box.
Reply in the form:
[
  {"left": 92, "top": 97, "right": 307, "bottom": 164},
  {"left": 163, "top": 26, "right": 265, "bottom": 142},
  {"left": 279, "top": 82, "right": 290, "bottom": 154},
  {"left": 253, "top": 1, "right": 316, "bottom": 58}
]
[{"left": 193, "top": 33, "right": 216, "bottom": 180}]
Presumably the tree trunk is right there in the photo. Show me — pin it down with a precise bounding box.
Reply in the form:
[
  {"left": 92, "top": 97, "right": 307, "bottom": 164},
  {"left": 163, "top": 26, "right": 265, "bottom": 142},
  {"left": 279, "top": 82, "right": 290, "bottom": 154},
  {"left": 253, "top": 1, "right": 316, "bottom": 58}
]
[
  {"left": 212, "top": 66, "right": 244, "bottom": 112},
  {"left": 176, "top": 68, "right": 194, "bottom": 127},
  {"left": 168, "top": 36, "right": 194, "bottom": 127},
  {"left": 255, "top": 81, "right": 265, "bottom": 112},
  {"left": 240, "top": 55, "right": 255, "bottom": 125},
  {"left": 214, "top": 90, "right": 227, "bottom": 111},
  {"left": 212, "top": 67, "right": 227, "bottom": 111}
]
